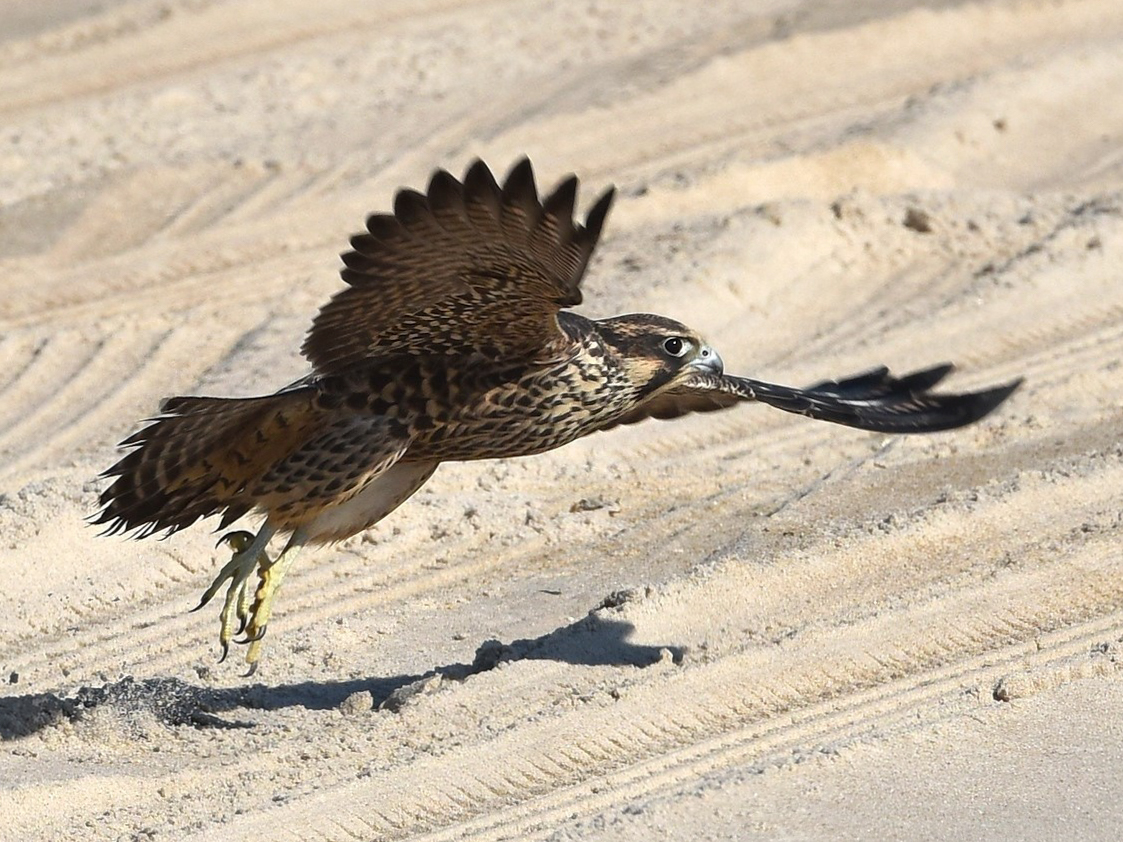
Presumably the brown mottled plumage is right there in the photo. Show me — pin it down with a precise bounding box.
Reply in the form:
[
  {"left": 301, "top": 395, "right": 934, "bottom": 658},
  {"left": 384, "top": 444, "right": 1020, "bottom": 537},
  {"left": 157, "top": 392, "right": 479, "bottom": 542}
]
[{"left": 95, "top": 158, "right": 1021, "bottom": 669}]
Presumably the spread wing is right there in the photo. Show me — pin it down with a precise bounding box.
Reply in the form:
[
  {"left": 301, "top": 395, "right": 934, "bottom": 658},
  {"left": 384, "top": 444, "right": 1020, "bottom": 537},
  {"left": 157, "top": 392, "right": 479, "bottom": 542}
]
[
  {"left": 302, "top": 158, "right": 615, "bottom": 374},
  {"left": 604, "top": 364, "right": 1022, "bottom": 433}
]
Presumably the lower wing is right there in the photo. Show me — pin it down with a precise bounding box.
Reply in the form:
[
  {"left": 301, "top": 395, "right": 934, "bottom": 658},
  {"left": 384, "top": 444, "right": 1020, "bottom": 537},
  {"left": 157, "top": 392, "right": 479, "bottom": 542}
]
[{"left": 606, "top": 364, "right": 1022, "bottom": 434}]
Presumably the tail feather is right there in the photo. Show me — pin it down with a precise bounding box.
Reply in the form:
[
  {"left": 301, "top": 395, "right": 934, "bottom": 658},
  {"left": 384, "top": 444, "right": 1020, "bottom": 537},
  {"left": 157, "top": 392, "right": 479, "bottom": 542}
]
[{"left": 94, "top": 389, "right": 317, "bottom": 538}]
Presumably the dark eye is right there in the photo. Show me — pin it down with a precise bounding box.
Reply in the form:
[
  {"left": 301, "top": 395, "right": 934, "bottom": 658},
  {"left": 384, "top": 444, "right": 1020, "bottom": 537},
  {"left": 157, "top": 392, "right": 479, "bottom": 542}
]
[{"left": 662, "top": 336, "right": 690, "bottom": 357}]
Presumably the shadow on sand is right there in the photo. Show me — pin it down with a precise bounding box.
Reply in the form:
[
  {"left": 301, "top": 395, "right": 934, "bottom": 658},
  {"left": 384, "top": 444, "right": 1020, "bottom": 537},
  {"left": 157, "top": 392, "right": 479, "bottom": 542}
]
[{"left": 0, "top": 610, "right": 684, "bottom": 740}]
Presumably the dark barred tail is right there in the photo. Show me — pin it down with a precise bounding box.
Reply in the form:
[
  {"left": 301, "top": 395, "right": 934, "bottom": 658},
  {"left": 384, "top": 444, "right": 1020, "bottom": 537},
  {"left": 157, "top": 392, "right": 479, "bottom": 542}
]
[{"left": 93, "top": 389, "right": 315, "bottom": 538}]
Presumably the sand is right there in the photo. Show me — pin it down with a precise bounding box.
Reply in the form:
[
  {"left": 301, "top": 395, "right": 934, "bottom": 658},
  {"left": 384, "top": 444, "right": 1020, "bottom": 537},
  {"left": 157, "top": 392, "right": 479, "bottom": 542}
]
[{"left": 1, "top": 0, "right": 1122, "bottom": 839}]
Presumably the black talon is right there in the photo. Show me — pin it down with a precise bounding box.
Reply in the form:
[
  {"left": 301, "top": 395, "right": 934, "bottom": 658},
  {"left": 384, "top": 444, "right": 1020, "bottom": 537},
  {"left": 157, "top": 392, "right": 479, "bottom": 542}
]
[
  {"left": 217, "top": 530, "right": 254, "bottom": 550},
  {"left": 243, "top": 661, "right": 260, "bottom": 678},
  {"left": 218, "top": 641, "right": 230, "bottom": 664},
  {"left": 191, "top": 594, "right": 214, "bottom": 613},
  {"left": 235, "top": 625, "right": 268, "bottom": 645},
  {"left": 236, "top": 613, "right": 249, "bottom": 635}
]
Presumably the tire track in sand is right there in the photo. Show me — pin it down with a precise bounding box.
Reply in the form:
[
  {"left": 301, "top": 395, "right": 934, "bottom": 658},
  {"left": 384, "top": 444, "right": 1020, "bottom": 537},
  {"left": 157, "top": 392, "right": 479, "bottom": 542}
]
[{"left": 185, "top": 533, "right": 1123, "bottom": 841}]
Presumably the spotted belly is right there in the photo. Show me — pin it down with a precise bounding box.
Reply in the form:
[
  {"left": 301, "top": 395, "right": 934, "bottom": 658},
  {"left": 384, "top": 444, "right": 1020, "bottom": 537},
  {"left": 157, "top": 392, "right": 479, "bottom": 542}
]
[{"left": 407, "top": 404, "right": 602, "bottom": 461}]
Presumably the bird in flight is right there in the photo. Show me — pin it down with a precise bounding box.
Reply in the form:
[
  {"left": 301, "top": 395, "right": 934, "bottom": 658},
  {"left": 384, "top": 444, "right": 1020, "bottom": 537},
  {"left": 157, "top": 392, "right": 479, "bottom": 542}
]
[{"left": 95, "top": 159, "right": 1021, "bottom": 669}]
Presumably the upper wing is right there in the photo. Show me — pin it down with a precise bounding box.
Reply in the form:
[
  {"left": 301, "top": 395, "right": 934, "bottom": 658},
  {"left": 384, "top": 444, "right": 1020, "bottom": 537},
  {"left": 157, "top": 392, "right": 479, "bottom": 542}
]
[
  {"left": 603, "top": 364, "right": 1022, "bottom": 433},
  {"left": 302, "top": 158, "right": 615, "bottom": 374}
]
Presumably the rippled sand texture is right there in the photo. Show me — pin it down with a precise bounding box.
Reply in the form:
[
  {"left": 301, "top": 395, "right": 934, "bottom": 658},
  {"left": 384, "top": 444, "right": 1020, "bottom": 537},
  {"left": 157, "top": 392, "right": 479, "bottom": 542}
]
[{"left": 2, "top": 1, "right": 1123, "bottom": 839}]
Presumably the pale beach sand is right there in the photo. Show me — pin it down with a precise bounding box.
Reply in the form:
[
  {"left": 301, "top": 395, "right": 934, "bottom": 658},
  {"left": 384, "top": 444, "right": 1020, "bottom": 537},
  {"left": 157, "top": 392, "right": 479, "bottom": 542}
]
[{"left": 1, "top": 1, "right": 1122, "bottom": 839}]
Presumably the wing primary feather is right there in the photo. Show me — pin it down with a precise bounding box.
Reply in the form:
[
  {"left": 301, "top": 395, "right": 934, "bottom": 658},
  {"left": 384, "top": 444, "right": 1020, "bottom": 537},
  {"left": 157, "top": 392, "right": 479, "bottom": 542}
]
[
  {"left": 426, "top": 169, "right": 467, "bottom": 228},
  {"left": 340, "top": 249, "right": 380, "bottom": 272},
  {"left": 393, "top": 188, "right": 432, "bottom": 228},
  {"left": 500, "top": 157, "right": 541, "bottom": 237},
  {"left": 363, "top": 213, "right": 406, "bottom": 243},
  {"left": 502, "top": 157, "right": 538, "bottom": 204},
  {"left": 889, "top": 363, "right": 956, "bottom": 393},
  {"left": 540, "top": 175, "right": 578, "bottom": 241},
  {"left": 463, "top": 159, "right": 503, "bottom": 219},
  {"left": 582, "top": 187, "right": 615, "bottom": 245},
  {"left": 564, "top": 185, "right": 615, "bottom": 284},
  {"left": 802, "top": 366, "right": 890, "bottom": 396},
  {"left": 804, "top": 363, "right": 955, "bottom": 399}
]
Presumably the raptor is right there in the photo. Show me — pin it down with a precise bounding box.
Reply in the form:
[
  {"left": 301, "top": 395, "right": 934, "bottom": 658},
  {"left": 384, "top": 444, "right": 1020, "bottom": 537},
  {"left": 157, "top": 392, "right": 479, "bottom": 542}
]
[{"left": 96, "top": 158, "right": 1021, "bottom": 669}]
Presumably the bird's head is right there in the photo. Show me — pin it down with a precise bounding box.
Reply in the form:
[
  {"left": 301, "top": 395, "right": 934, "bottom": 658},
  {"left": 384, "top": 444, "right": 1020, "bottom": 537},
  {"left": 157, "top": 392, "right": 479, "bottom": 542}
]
[{"left": 595, "top": 313, "right": 724, "bottom": 393}]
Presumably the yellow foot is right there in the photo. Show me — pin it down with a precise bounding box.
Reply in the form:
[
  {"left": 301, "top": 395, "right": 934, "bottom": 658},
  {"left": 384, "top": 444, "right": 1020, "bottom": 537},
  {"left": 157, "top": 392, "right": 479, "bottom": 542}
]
[
  {"left": 241, "top": 540, "right": 303, "bottom": 670},
  {"left": 192, "top": 527, "right": 274, "bottom": 663}
]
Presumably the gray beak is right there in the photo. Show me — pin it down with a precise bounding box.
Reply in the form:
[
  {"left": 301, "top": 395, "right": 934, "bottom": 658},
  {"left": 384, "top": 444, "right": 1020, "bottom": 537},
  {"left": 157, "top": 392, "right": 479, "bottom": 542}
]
[{"left": 691, "top": 345, "right": 724, "bottom": 375}]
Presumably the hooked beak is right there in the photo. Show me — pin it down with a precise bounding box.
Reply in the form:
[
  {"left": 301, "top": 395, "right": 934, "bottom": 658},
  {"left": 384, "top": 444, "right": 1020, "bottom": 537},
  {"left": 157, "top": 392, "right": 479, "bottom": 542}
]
[{"left": 691, "top": 345, "right": 724, "bottom": 375}]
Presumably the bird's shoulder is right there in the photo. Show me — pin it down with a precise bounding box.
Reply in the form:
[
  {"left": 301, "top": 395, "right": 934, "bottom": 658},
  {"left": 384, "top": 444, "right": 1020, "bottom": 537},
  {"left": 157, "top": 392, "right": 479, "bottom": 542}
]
[{"left": 308, "top": 350, "right": 574, "bottom": 419}]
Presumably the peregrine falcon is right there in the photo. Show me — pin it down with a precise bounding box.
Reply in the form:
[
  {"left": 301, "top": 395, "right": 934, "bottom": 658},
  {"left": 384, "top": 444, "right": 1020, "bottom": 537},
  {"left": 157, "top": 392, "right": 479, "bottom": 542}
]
[{"left": 95, "top": 159, "right": 1021, "bottom": 669}]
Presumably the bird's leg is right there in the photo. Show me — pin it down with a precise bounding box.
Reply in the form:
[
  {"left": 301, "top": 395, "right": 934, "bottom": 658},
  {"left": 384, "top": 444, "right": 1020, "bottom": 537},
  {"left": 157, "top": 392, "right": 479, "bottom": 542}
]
[
  {"left": 239, "top": 529, "right": 309, "bottom": 670},
  {"left": 192, "top": 525, "right": 275, "bottom": 662}
]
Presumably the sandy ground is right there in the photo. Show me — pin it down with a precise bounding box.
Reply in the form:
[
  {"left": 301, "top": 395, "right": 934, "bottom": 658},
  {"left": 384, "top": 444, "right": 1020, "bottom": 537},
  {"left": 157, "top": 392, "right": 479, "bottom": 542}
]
[{"left": 1, "top": 0, "right": 1122, "bottom": 839}]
